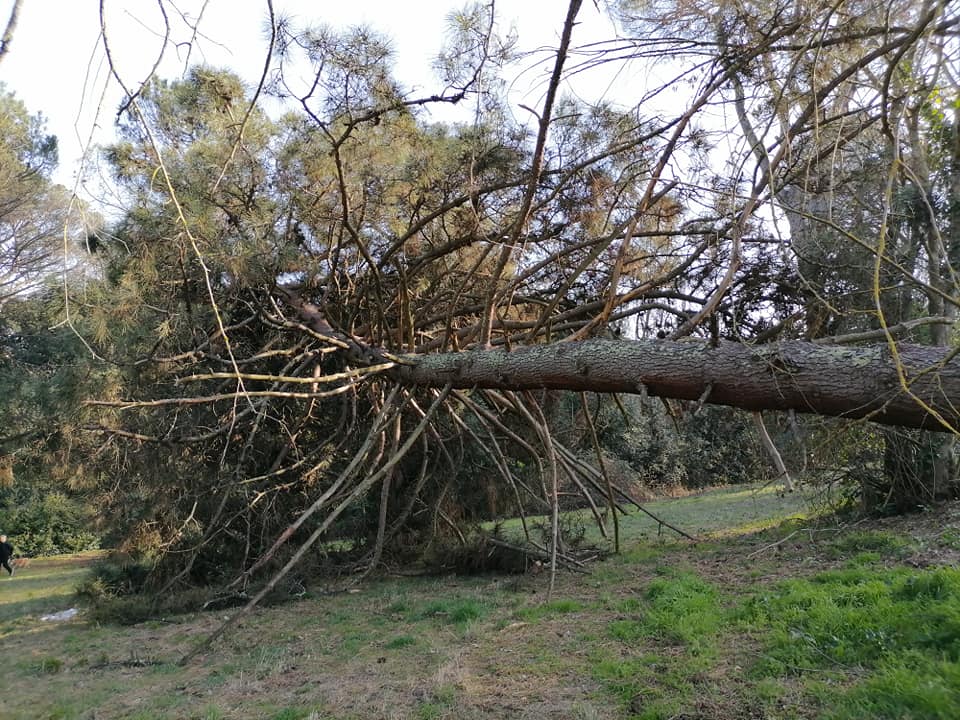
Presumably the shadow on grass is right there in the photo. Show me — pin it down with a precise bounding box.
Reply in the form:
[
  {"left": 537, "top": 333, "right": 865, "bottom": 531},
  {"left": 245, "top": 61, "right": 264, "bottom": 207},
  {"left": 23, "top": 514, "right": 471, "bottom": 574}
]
[
  {"left": 490, "top": 483, "right": 818, "bottom": 548},
  {"left": 0, "top": 554, "right": 99, "bottom": 623},
  {"left": 0, "top": 594, "right": 80, "bottom": 623}
]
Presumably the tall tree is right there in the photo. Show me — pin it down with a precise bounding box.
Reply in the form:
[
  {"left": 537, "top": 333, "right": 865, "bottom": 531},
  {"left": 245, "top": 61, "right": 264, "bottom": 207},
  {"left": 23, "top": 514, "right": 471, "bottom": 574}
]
[
  {"left": 0, "top": 86, "right": 67, "bottom": 307},
  {"left": 0, "top": 89, "right": 101, "bottom": 553}
]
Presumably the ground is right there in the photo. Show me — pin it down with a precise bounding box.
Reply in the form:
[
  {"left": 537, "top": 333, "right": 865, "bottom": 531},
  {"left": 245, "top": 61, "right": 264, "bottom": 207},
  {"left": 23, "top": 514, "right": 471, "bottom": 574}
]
[{"left": 2, "top": 484, "right": 960, "bottom": 719}]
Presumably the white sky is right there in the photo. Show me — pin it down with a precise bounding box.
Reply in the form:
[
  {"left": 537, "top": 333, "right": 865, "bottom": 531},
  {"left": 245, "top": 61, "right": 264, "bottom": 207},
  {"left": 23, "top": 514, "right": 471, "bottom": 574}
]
[{"left": 0, "top": 1, "right": 627, "bottom": 191}]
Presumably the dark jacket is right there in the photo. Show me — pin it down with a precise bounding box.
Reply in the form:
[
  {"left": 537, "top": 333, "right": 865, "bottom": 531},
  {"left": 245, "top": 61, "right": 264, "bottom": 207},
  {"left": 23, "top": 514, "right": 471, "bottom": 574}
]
[{"left": 0, "top": 540, "right": 12, "bottom": 563}]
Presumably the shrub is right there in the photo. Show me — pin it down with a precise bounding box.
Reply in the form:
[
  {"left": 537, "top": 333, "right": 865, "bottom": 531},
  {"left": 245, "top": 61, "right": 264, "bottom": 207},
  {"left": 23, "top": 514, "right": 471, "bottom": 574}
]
[{"left": 0, "top": 490, "right": 100, "bottom": 556}]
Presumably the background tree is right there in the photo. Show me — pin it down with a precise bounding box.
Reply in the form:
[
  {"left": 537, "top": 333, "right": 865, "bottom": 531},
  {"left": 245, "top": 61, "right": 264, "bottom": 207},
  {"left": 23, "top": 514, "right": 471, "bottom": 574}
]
[
  {"left": 0, "top": 86, "right": 64, "bottom": 306},
  {"left": 0, "top": 88, "right": 100, "bottom": 554}
]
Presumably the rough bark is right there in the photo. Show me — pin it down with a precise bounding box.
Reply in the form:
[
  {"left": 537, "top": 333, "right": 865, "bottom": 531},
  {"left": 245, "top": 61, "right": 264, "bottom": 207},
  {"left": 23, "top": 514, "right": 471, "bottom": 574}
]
[{"left": 391, "top": 338, "right": 960, "bottom": 432}]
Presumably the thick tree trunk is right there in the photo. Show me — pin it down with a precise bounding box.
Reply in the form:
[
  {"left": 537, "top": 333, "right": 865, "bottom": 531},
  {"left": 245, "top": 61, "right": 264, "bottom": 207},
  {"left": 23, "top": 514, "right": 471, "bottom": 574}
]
[{"left": 392, "top": 338, "right": 960, "bottom": 432}]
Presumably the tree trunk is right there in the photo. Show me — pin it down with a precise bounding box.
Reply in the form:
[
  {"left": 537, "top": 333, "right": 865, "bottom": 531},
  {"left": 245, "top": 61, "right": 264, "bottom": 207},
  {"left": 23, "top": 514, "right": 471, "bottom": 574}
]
[
  {"left": 392, "top": 338, "right": 960, "bottom": 432},
  {"left": 752, "top": 411, "right": 794, "bottom": 492}
]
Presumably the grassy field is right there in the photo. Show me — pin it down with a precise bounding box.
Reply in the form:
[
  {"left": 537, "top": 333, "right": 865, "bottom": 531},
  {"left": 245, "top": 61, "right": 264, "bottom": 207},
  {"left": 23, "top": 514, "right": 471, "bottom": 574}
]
[{"left": 3, "top": 484, "right": 960, "bottom": 719}]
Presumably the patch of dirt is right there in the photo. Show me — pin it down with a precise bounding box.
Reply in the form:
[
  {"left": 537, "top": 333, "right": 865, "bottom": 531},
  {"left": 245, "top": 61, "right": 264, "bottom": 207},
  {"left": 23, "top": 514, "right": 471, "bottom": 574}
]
[{"left": 457, "top": 617, "right": 603, "bottom": 717}]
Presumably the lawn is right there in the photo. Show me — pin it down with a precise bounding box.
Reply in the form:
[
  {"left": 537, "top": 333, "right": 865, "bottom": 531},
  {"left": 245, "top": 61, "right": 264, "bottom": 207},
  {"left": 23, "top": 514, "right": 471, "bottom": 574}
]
[
  {"left": 3, "top": 485, "right": 960, "bottom": 719},
  {"left": 0, "top": 551, "right": 102, "bottom": 624}
]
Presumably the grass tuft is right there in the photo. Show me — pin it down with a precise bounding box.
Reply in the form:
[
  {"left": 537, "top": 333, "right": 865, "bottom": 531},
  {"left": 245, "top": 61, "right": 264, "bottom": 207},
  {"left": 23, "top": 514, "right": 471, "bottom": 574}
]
[
  {"left": 828, "top": 530, "right": 912, "bottom": 559},
  {"left": 417, "top": 597, "right": 487, "bottom": 625},
  {"left": 385, "top": 634, "right": 417, "bottom": 649},
  {"left": 829, "top": 654, "right": 960, "bottom": 719}
]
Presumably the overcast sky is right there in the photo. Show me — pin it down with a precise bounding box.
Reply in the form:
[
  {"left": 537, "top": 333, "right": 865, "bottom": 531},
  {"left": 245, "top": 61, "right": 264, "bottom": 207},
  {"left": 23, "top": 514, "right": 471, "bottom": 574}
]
[{"left": 1, "top": 1, "right": 623, "bottom": 190}]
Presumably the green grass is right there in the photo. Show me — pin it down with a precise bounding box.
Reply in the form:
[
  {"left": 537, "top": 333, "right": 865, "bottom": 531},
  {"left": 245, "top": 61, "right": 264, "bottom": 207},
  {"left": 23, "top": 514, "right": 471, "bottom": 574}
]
[
  {"left": 829, "top": 656, "right": 960, "bottom": 719},
  {"left": 384, "top": 634, "right": 417, "bottom": 649},
  {"left": 741, "top": 566, "right": 960, "bottom": 673},
  {"left": 4, "top": 484, "right": 960, "bottom": 718},
  {"left": 737, "top": 565, "right": 960, "bottom": 719},
  {"left": 588, "top": 570, "right": 725, "bottom": 717},
  {"left": 416, "top": 596, "right": 489, "bottom": 625},
  {"left": 492, "top": 483, "right": 815, "bottom": 549},
  {"left": 516, "top": 597, "right": 587, "bottom": 621},
  {"left": 0, "top": 552, "right": 101, "bottom": 624},
  {"left": 828, "top": 530, "right": 913, "bottom": 560}
]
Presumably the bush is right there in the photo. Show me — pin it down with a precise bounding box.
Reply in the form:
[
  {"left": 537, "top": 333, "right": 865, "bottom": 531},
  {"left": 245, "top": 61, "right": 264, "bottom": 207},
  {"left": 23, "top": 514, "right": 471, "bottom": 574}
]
[
  {"left": 596, "top": 396, "right": 767, "bottom": 490},
  {"left": 76, "top": 554, "right": 221, "bottom": 624},
  {"left": 76, "top": 554, "right": 153, "bottom": 600},
  {"left": 0, "top": 490, "right": 100, "bottom": 556}
]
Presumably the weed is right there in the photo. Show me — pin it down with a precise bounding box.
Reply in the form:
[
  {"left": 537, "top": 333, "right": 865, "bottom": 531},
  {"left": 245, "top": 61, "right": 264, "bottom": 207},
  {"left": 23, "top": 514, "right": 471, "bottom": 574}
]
[
  {"left": 590, "top": 655, "right": 658, "bottom": 704},
  {"left": 199, "top": 705, "right": 226, "bottom": 720},
  {"left": 385, "top": 634, "right": 417, "bottom": 649},
  {"left": 608, "top": 618, "right": 647, "bottom": 644},
  {"left": 570, "top": 701, "right": 605, "bottom": 719},
  {"left": 414, "top": 703, "right": 443, "bottom": 720},
  {"left": 750, "top": 677, "right": 783, "bottom": 703},
  {"left": 615, "top": 597, "right": 644, "bottom": 612},
  {"left": 414, "top": 684, "right": 458, "bottom": 719},
  {"left": 589, "top": 652, "right": 693, "bottom": 720},
  {"left": 516, "top": 598, "right": 586, "bottom": 621},
  {"left": 433, "top": 684, "right": 457, "bottom": 704},
  {"left": 36, "top": 656, "right": 63, "bottom": 674},
  {"left": 418, "top": 597, "right": 487, "bottom": 625},
  {"left": 386, "top": 599, "right": 410, "bottom": 614}
]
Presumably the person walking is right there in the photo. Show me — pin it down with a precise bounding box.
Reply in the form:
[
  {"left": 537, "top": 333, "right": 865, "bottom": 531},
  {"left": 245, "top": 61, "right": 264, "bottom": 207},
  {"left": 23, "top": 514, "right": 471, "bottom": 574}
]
[{"left": 0, "top": 534, "right": 13, "bottom": 577}]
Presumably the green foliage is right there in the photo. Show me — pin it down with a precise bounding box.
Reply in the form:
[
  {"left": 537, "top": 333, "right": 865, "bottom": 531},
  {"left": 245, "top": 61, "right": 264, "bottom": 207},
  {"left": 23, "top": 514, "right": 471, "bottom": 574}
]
[
  {"left": 680, "top": 407, "right": 768, "bottom": 489},
  {"left": 77, "top": 555, "right": 154, "bottom": 598},
  {"left": 80, "top": 586, "right": 214, "bottom": 626},
  {"left": 0, "top": 86, "right": 63, "bottom": 301},
  {"left": 595, "top": 396, "right": 767, "bottom": 490},
  {"left": 0, "top": 488, "right": 100, "bottom": 556},
  {"left": 73, "top": 554, "right": 183, "bottom": 624},
  {"left": 16, "top": 0, "right": 948, "bottom": 603},
  {"left": 35, "top": 657, "right": 64, "bottom": 675},
  {"left": 0, "top": 90, "right": 103, "bottom": 562}
]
